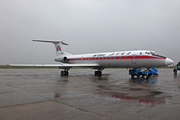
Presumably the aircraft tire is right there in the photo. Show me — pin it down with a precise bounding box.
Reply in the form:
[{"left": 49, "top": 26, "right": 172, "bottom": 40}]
[
  {"left": 99, "top": 71, "right": 102, "bottom": 76},
  {"left": 65, "top": 71, "right": 69, "bottom": 76},
  {"left": 61, "top": 71, "right": 69, "bottom": 76},
  {"left": 94, "top": 71, "right": 97, "bottom": 76},
  {"left": 95, "top": 71, "right": 102, "bottom": 76},
  {"left": 60, "top": 71, "right": 64, "bottom": 76}
]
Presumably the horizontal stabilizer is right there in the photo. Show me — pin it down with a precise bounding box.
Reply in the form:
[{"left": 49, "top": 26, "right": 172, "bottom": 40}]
[{"left": 33, "top": 40, "right": 69, "bottom": 45}]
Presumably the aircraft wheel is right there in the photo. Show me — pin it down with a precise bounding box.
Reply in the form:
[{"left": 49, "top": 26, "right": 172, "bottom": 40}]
[
  {"left": 61, "top": 71, "right": 64, "bottom": 76},
  {"left": 61, "top": 71, "right": 69, "bottom": 76},
  {"left": 94, "top": 71, "right": 97, "bottom": 76},
  {"left": 94, "top": 71, "right": 102, "bottom": 76},
  {"left": 65, "top": 71, "right": 69, "bottom": 76},
  {"left": 99, "top": 71, "right": 102, "bottom": 76}
]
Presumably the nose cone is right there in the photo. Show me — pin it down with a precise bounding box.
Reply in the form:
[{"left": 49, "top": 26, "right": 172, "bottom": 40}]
[{"left": 165, "top": 58, "right": 174, "bottom": 66}]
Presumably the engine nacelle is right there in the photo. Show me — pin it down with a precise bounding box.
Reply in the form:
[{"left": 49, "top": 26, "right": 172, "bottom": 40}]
[
  {"left": 54, "top": 56, "right": 68, "bottom": 62},
  {"left": 63, "top": 56, "right": 68, "bottom": 61}
]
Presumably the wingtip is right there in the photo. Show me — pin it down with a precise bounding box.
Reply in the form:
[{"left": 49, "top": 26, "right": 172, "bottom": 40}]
[{"left": 7, "top": 64, "right": 10, "bottom": 66}]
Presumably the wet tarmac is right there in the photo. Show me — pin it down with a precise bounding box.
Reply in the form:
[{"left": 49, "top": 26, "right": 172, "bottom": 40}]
[{"left": 0, "top": 68, "right": 180, "bottom": 120}]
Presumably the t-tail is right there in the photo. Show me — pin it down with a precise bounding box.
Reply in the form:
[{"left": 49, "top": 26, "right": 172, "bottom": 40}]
[{"left": 33, "top": 40, "right": 71, "bottom": 63}]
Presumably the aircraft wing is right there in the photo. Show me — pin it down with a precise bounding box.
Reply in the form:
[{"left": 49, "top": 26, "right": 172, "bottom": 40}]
[{"left": 7, "top": 63, "right": 100, "bottom": 68}]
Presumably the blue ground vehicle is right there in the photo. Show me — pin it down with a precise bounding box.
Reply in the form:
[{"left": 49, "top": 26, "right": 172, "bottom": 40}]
[
  {"left": 141, "top": 68, "right": 158, "bottom": 78},
  {"left": 129, "top": 68, "right": 158, "bottom": 79},
  {"left": 129, "top": 68, "right": 141, "bottom": 78}
]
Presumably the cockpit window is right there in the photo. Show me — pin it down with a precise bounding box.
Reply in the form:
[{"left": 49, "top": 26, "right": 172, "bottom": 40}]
[
  {"left": 154, "top": 54, "right": 166, "bottom": 59},
  {"left": 151, "top": 51, "right": 166, "bottom": 59},
  {"left": 150, "top": 52, "right": 156, "bottom": 55}
]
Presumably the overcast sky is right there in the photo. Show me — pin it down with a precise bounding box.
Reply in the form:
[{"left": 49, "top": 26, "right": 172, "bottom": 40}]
[{"left": 0, "top": 0, "right": 180, "bottom": 65}]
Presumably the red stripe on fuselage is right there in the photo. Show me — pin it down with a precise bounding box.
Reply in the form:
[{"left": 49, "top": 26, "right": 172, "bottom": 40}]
[
  {"left": 135, "top": 56, "right": 164, "bottom": 59},
  {"left": 115, "top": 57, "right": 120, "bottom": 59},
  {"left": 68, "top": 55, "right": 164, "bottom": 61}
]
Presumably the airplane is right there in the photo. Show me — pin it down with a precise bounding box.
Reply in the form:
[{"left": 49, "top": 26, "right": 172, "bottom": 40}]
[{"left": 7, "top": 40, "right": 174, "bottom": 77}]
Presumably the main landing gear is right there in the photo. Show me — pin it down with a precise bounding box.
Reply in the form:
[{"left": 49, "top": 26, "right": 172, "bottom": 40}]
[
  {"left": 94, "top": 68, "right": 104, "bottom": 76},
  {"left": 60, "top": 68, "right": 70, "bottom": 76},
  {"left": 94, "top": 71, "right": 102, "bottom": 76},
  {"left": 61, "top": 71, "right": 69, "bottom": 76},
  {"left": 60, "top": 68, "right": 104, "bottom": 76}
]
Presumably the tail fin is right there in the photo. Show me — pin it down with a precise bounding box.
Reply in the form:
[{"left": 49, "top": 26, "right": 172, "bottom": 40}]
[{"left": 33, "top": 40, "right": 69, "bottom": 56}]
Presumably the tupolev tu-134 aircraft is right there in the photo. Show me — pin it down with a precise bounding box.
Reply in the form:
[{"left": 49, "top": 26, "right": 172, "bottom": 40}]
[{"left": 8, "top": 40, "right": 174, "bottom": 77}]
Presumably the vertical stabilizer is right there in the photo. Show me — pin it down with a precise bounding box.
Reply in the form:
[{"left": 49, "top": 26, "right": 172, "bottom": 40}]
[{"left": 32, "top": 40, "right": 69, "bottom": 57}]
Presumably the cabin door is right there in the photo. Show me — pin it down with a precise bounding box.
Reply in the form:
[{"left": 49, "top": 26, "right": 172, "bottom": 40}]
[{"left": 131, "top": 54, "right": 137, "bottom": 63}]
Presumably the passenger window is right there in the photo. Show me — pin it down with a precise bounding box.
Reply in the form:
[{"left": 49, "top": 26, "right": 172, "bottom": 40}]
[
  {"left": 145, "top": 52, "right": 150, "bottom": 54},
  {"left": 110, "top": 53, "right": 114, "bottom": 56},
  {"left": 127, "top": 52, "right": 131, "bottom": 55},
  {"left": 121, "top": 52, "right": 125, "bottom": 55}
]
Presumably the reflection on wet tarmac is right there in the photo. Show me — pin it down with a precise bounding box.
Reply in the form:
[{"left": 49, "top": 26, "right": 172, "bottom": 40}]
[
  {"left": 52, "top": 70, "right": 177, "bottom": 108},
  {"left": 54, "top": 91, "right": 165, "bottom": 107},
  {"left": 129, "top": 77, "right": 158, "bottom": 84}
]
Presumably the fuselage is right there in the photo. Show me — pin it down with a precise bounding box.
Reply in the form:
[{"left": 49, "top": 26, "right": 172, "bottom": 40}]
[{"left": 55, "top": 50, "right": 173, "bottom": 68}]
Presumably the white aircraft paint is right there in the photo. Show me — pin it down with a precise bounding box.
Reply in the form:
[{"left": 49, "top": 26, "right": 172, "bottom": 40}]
[{"left": 7, "top": 40, "right": 174, "bottom": 76}]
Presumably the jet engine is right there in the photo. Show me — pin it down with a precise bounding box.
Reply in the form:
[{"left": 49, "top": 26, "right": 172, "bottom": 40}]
[{"left": 54, "top": 56, "right": 68, "bottom": 62}]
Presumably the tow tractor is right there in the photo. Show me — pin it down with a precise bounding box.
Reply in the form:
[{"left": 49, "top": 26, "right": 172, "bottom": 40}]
[
  {"left": 129, "top": 68, "right": 141, "bottom": 78},
  {"left": 129, "top": 68, "right": 158, "bottom": 79}
]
